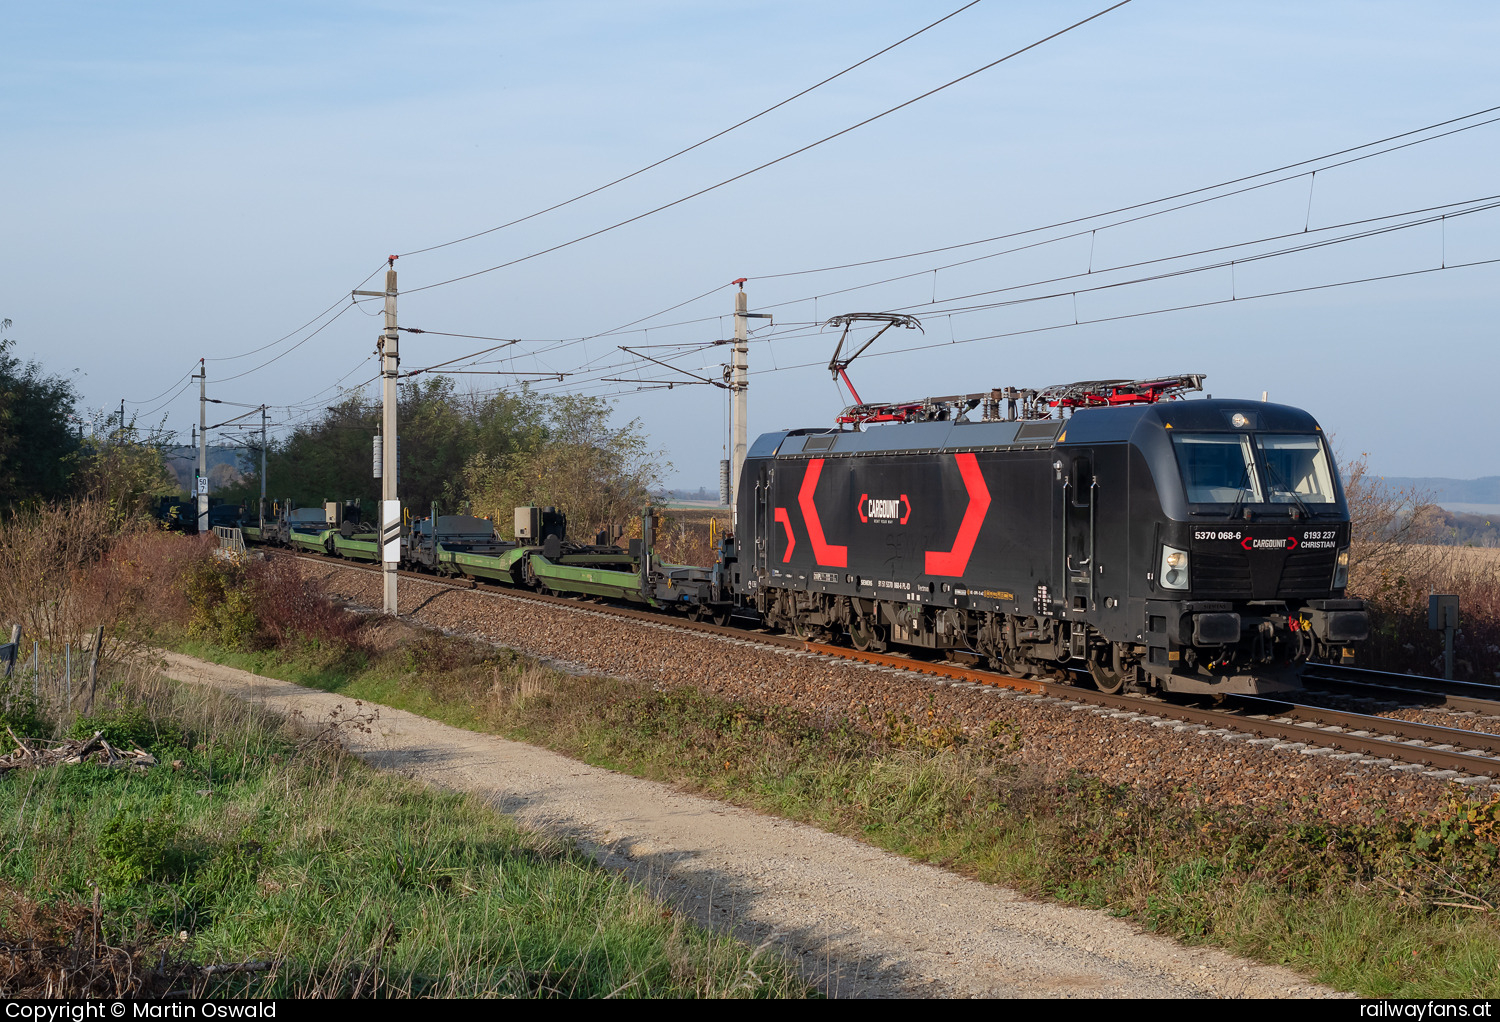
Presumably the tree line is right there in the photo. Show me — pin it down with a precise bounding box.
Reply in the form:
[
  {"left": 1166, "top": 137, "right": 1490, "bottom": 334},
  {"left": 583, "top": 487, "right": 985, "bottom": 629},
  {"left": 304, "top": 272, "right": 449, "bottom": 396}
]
[
  {"left": 0, "top": 320, "right": 663, "bottom": 537},
  {"left": 0, "top": 320, "right": 178, "bottom": 518},
  {"left": 229, "top": 377, "right": 664, "bottom": 538}
]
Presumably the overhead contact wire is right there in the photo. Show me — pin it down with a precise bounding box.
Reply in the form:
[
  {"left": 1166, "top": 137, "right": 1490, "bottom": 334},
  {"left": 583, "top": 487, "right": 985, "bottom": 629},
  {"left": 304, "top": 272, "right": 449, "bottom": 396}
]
[
  {"left": 749, "top": 258, "right": 1500, "bottom": 378},
  {"left": 405, "top": 1, "right": 1134, "bottom": 295},
  {"left": 396, "top": 1, "right": 988, "bottom": 259},
  {"left": 206, "top": 262, "right": 386, "bottom": 364},
  {"left": 749, "top": 103, "right": 1500, "bottom": 281},
  {"left": 216, "top": 303, "right": 360, "bottom": 384},
  {"left": 520, "top": 197, "right": 1500, "bottom": 395}
]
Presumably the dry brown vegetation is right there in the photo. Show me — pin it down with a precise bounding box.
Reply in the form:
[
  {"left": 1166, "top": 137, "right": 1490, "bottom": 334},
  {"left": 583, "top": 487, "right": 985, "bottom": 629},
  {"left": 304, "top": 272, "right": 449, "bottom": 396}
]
[
  {"left": 1344, "top": 458, "right": 1500, "bottom": 680},
  {"left": 0, "top": 891, "right": 208, "bottom": 998},
  {"left": 0, "top": 502, "right": 219, "bottom": 722},
  {"left": 644, "top": 507, "right": 731, "bottom": 566}
]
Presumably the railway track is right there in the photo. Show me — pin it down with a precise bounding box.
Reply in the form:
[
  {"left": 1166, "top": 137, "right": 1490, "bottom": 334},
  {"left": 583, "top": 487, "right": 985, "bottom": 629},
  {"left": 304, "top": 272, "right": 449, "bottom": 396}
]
[
  {"left": 288, "top": 550, "right": 1500, "bottom": 784},
  {"left": 1301, "top": 662, "right": 1500, "bottom": 715},
  {"left": 804, "top": 643, "right": 1500, "bottom": 782}
]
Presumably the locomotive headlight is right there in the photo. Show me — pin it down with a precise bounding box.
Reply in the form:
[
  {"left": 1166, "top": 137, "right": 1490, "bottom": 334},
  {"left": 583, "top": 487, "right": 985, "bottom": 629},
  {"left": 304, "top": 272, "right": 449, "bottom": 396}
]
[
  {"left": 1332, "top": 547, "right": 1350, "bottom": 588},
  {"left": 1159, "top": 545, "right": 1190, "bottom": 590}
]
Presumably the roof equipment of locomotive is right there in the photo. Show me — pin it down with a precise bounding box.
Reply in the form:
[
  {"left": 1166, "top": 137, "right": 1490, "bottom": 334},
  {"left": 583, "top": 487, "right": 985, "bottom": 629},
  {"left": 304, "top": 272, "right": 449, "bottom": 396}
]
[
  {"left": 823, "top": 313, "right": 923, "bottom": 413},
  {"left": 832, "top": 373, "right": 1207, "bottom": 427}
]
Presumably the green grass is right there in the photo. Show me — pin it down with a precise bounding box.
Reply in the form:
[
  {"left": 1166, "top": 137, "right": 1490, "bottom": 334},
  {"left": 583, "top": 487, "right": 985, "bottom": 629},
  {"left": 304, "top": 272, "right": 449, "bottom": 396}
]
[
  {"left": 0, "top": 680, "right": 808, "bottom": 998},
  {"left": 165, "top": 628, "right": 1500, "bottom": 998}
]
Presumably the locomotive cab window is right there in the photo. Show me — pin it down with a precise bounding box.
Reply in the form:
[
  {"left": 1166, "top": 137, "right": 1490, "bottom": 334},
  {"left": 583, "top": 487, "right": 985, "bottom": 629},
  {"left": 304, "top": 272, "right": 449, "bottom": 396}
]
[
  {"left": 1171, "top": 434, "right": 1263, "bottom": 504},
  {"left": 1255, "top": 434, "right": 1337, "bottom": 504}
]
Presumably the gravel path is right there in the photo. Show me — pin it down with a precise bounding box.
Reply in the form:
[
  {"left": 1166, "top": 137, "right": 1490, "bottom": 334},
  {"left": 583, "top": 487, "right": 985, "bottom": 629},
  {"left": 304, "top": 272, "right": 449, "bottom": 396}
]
[
  {"left": 301, "top": 559, "right": 1494, "bottom": 823},
  {"left": 159, "top": 650, "right": 1339, "bottom": 998}
]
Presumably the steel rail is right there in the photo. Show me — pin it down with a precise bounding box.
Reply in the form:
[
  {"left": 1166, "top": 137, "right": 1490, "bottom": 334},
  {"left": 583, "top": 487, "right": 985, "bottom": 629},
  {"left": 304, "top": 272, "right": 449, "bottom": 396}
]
[
  {"left": 1301, "top": 663, "right": 1500, "bottom": 715},
  {"left": 1305, "top": 661, "right": 1500, "bottom": 698},
  {"left": 1229, "top": 695, "right": 1500, "bottom": 756},
  {"left": 804, "top": 644, "right": 1500, "bottom": 777}
]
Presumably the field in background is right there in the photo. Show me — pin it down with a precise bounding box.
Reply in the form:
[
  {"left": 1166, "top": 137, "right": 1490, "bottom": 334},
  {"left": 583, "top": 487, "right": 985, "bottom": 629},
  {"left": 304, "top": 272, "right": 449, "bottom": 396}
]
[
  {"left": 1345, "top": 462, "right": 1500, "bottom": 681},
  {"left": 1419, "top": 544, "right": 1500, "bottom": 569}
]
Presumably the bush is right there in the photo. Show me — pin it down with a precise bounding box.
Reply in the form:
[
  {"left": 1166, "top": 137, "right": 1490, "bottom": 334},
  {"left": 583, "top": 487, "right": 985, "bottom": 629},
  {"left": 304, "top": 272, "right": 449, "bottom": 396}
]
[
  {"left": 84, "top": 529, "right": 214, "bottom": 638},
  {"left": 97, "top": 802, "right": 186, "bottom": 891},
  {"left": 183, "top": 558, "right": 258, "bottom": 649},
  {"left": 248, "top": 555, "right": 363, "bottom": 650},
  {"left": 0, "top": 699, "right": 51, "bottom": 750},
  {"left": 68, "top": 705, "right": 185, "bottom": 754},
  {"left": 0, "top": 500, "right": 128, "bottom": 650},
  {"left": 1410, "top": 793, "right": 1500, "bottom": 870}
]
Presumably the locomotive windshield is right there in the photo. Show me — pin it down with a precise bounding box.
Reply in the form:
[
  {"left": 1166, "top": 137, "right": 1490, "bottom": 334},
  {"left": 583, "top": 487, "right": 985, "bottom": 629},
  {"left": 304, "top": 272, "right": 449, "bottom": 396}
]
[
  {"left": 1171, "top": 434, "right": 1263, "bottom": 504},
  {"left": 1256, "top": 434, "right": 1337, "bottom": 504},
  {"left": 1172, "top": 432, "right": 1338, "bottom": 507}
]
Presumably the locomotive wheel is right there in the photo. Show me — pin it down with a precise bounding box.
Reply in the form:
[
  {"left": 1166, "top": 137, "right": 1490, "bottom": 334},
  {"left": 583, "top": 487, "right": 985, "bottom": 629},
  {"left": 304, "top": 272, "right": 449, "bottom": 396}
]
[
  {"left": 849, "top": 617, "right": 877, "bottom": 651},
  {"left": 1087, "top": 657, "right": 1127, "bottom": 695},
  {"left": 790, "top": 614, "right": 831, "bottom": 644},
  {"left": 990, "top": 653, "right": 1032, "bottom": 679},
  {"left": 711, "top": 609, "right": 731, "bottom": 627}
]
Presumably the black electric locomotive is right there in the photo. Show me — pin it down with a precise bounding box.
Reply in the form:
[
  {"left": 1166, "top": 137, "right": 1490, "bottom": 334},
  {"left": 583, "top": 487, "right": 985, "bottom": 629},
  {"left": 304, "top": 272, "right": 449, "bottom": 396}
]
[{"left": 730, "top": 392, "right": 1369, "bottom": 696}]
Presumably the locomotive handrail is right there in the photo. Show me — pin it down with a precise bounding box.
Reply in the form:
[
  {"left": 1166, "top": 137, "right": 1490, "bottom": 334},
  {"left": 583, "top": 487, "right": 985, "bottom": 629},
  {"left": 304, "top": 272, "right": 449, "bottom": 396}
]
[{"left": 1062, "top": 478, "right": 1074, "bottom": 571}]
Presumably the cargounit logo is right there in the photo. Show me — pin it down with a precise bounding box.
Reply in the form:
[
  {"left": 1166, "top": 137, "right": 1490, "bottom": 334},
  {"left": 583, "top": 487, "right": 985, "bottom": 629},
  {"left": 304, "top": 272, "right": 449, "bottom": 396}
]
[{"left": 858, "top": 493, "right": 911, "bottom": 524}]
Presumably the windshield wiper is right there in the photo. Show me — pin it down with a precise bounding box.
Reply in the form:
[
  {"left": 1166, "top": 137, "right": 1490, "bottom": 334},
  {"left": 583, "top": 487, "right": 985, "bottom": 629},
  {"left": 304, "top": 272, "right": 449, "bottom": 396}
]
[
  {"left": 1228, "top": 485, "right": 1250, "bottom": 521},
  {"left": 1263, "top": 461, "right": 1319, "bottom": 520},
  {"left": 1225, "top": 462, "right": 1256, "bottom": 520}
]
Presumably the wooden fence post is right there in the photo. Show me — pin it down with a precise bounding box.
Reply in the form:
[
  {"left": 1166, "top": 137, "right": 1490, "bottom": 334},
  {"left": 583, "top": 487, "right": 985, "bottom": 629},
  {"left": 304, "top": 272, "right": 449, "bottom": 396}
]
[{"left": 85, "top": 626, "right": 104, "bottom": 714}]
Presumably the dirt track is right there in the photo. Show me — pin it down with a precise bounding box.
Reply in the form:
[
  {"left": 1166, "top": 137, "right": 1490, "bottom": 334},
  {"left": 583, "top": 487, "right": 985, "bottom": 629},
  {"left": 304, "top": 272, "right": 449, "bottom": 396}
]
[{"left": 160, "top": 650, "right": 1338, "bottom": 999}]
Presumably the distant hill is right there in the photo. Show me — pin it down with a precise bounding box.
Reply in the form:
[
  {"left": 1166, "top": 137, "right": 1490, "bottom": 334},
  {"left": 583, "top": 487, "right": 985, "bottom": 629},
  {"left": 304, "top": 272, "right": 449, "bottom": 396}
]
[
  {"left": 1380, "top": 477, "right": 1500, "bottom": 505},
  {"left": 1433, "top": 509, "right": 1500, "bottom": 547}
]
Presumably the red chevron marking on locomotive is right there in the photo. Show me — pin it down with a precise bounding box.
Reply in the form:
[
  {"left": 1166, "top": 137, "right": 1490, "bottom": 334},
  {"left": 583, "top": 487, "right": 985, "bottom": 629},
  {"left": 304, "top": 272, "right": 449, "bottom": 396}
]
[
  {"left": 774, "top": 507, "right": 795, "bottom": 562},
  {"left": 924, "top": 453, "right": 990, "bottom": 576},
  {"left": 798, "top": 458, "right": 847, "bottom": 568},
  {"left": 900, "top": 494, "right": 911, "bottom": 525},
  {"left": 857, "top": 494, "right": 868, "bottom": 523}
]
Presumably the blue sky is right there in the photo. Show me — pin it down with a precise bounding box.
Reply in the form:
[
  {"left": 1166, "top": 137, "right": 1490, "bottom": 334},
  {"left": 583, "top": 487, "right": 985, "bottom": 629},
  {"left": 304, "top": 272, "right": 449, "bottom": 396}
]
[{"left": 3, "top": 1, "right": 1497, "bottom": 484}]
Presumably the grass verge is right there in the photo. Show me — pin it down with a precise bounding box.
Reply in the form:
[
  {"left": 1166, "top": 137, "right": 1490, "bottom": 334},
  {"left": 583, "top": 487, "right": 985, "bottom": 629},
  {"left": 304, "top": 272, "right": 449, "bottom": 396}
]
[
  {"left": 170, "top": 625, "right": 1500, "bottom": 999},
  {"left": 0, "top": 669, "right": 808, "bottom": 998}
]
